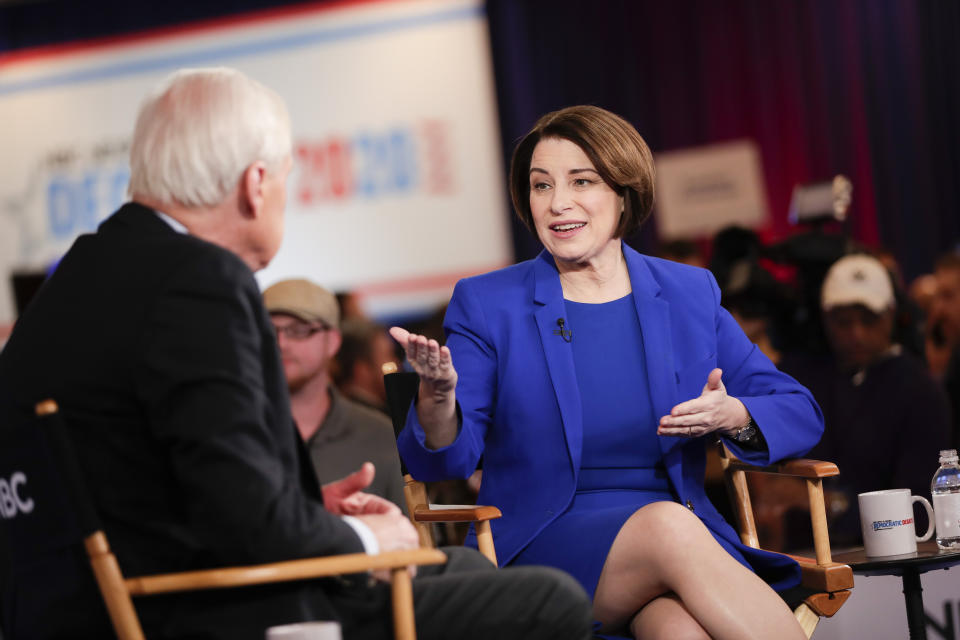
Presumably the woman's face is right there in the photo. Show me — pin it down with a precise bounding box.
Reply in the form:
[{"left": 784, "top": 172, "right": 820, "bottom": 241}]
[{"left": 529, "top": 137, "right": 624, "bottom": 267}]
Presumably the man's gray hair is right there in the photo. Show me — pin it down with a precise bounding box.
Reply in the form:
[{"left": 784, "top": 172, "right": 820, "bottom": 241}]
[{"left": 128, "top": 67, "right": 292, "bottom": 208}]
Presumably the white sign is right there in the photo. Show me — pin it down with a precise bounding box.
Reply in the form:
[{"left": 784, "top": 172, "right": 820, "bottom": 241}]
[
  {"left": 0, "top": 0, "right": 510, "bottom": 322},
  {"left": 653, "top": 139, "right": 769, "bottom": 240}
]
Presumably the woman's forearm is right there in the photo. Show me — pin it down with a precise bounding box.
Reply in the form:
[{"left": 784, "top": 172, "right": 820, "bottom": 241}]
[{"left": 416, "top": 385, "right": 459, "bottom": 449}]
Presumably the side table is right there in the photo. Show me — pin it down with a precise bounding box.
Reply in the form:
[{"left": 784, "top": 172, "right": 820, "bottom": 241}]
[{"left": 832, "top": 541, "right": 960, "bottom": 640}]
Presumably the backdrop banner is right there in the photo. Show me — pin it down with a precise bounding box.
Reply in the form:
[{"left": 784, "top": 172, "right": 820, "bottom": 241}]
[{"left": 0, "top": 0, "right": 510, "bottom": 322}]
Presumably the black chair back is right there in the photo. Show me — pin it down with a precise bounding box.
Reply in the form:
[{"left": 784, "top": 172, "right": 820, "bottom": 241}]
[
  {"left": 383, "top": 372, "right": 420, "bottom": 476},
  {"left": 0, "top": 401, "right": 111, "bottom": 637}
]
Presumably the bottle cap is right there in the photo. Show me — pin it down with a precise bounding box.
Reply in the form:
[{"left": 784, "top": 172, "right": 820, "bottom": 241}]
[{"left": 940, "top": 449, "right": 959, "bottom": 464}]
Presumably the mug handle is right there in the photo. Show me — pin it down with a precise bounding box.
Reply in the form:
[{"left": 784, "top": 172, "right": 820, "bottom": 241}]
[{"left": 913, "top": 495, "right": 935, "bottom": 542}]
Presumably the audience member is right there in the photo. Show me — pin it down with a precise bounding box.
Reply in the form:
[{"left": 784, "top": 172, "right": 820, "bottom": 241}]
[
  {"left": 709, "top": 226, "right": 764, "bottom": 293},
  {"left": 264, "top": 279, "right": 407, "bottom": 512},
  {"left": 873, "top": 248, "right": 926, "bottom": 359},
  {"left": 928, "top": 252, "right": 960, "bottom": 447},
  {"left": 719, "top": 258, "right": 794, "bottom": 366},
  {"left": 336, "top": 290, "right": 367, "bottom": 322},
  {"left": 779, "top": 254, "right": 950, "bottom": 547},
  {"left": 656, "top": 239, "right": 705, "bottom": 268},
  {"left": 334, "top": 318, "right": 401, "bottom": 414},
  {"left": 909, "top": 273, "right": 938, "bottom": 317},
  {"left": 0, "top": 67, "right": 592, "bottom": 640}
]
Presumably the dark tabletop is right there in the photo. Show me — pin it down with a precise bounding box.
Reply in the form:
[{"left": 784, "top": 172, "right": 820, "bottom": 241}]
[{"left": 832, "top": 541, "right": 960, "bottom": 577}]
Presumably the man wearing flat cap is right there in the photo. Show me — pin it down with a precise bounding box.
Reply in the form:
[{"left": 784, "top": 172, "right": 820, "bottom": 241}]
[
  {"left": 779, "top": 254, "right": 950, "bottom": 546},
  {"left": 264, "top": 279, "right": 405, "bottom": 511}
]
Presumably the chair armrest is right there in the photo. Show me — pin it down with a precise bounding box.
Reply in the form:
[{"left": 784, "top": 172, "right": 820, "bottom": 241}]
[
  {"left": 720, "top": 447, "right": 840, "bottom": 564},
  {"left": 724, "top": 457, "right": 839, "bottom": 479},
  {"left": 122, "top": 548, "right": 447, "bottom": 596},
  {"left": 787, "top": 555, "right": 855, "bottom": 592},
  {"left": 413, "top": 505, "right": 502, "bottom": 523}
]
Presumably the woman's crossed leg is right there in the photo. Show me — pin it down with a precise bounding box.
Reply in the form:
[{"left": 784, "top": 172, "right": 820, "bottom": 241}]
[{"left": 593, "top": 501, "right": 806, "bottom": 640}]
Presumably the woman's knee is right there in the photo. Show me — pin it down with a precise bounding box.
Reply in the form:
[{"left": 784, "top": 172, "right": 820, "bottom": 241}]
[
  {"left": 613, "top": 501, "right": 719, "bottom": 577},
  {"left": 625, "top": 501, "right": 705, "bottom": 545}
]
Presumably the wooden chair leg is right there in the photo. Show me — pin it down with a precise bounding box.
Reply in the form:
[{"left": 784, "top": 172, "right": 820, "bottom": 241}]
[
  {"left": 475, "top": 520, "right": 497, "bottom": 566},
  {"left": 84, "top": 532, "right": 146, "bottom": 640},
  {"left": 793, "top": 602, "right": 820, "bottom": 639},
  {"left": 391, "top": 566, "right": 416, "bottom": 640}
]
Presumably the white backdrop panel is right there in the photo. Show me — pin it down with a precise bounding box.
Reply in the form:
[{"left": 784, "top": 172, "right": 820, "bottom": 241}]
[{"left": 0, "top": 0, "right": 510, "bottom": 322}]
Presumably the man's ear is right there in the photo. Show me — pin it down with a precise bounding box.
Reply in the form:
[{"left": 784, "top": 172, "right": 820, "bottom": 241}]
[
  {"left": 240, "top": 161, "right": 268, "bottom": 219},
  {"left": 326, "top": 329, "right": 343, "bottom": 359}
]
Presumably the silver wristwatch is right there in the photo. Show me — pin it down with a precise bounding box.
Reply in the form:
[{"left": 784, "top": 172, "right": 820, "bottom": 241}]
[{"left": 733, "top": 418, "right": 758, "bottom": 443}]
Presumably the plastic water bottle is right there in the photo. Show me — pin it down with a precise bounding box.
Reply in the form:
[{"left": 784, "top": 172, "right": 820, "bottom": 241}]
[{"left": 931, "top": 449, "right": 960, "bottom": 550}]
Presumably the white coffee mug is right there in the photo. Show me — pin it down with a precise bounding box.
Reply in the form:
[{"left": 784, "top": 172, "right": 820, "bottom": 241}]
[
  {"left": 266, "top": 622, "right": 342, "bottom": 640},
  {"left": 858, "top": 489, "right": 935, "bottom": 557}
]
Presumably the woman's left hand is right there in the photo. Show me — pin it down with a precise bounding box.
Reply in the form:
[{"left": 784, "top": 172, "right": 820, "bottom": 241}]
[{"left": 657, "top": 368, "right": 750, "bottom": 438}]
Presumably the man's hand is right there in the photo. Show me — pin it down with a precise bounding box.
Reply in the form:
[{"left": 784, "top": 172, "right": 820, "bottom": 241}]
[
  {"left": 657, "top": 368, "right": 749, "bottom": 438},
  {"left": 354, "top": 512, "right": 421, "bottom": 581},
  {"left": 322, "top": 463, "right": 401, "bottom": 516}
]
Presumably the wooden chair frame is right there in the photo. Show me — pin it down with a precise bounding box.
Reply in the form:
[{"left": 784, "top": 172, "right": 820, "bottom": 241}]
[
  {"left": 31, "top": 400, "right": 447, "bottom": 640},
  {"left": 401, "top": 472, "right": 501, "bottom": 565},
  {"left": 719, "top": 443, "right": 854, "bottom": 638}
]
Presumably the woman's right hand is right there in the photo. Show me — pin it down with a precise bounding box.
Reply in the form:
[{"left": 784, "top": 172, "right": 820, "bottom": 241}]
[
  {"left": 388, "top": 327, "right": 459, "bottom": 448},
  {"left": 388, "top": 327, "right": 458, "bottom": 394}
]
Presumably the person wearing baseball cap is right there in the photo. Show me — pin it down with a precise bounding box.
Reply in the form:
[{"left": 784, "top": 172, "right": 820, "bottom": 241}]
[
  {"left": 779, "top": 253, "right": 950, "bottom": 548},
  {"left": 263, "top": 278, "right": 407, "bottom": 512},
  {"left": 819, "top": 253, "right": 899, "bottom": 370}
]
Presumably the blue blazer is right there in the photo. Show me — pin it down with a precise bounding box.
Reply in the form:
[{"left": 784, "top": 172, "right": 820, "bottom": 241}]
[{"left": 398, "top": 244, "right": 824, "bottom": 589}]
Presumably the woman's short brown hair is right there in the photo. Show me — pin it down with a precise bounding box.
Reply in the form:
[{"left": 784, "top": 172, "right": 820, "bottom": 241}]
[{"left": 509, "top": 105, "right": 655, "bottom": 238}]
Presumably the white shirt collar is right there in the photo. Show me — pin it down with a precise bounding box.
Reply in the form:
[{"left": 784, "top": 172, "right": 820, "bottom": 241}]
[{"left": 152, "top": 209, "right": 188, "bottom": 235}]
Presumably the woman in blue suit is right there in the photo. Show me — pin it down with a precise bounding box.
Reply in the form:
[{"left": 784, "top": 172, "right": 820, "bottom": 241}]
[{"left": 391, "top": 106, "right": 820, "bottom": 639}]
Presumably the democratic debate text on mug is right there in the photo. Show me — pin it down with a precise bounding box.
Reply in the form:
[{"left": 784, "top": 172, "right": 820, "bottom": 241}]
[{"left": 859, "top": 489, "right": 934, "bottom": 557}]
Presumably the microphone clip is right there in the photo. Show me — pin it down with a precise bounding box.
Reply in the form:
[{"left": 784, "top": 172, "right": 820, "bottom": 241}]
[{"left": 553, "top": 318, "right": 572, "bottom": 343}]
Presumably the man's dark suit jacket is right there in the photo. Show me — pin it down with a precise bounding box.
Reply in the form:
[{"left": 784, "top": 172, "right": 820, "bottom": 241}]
[{"left": 0, "top": 203, "right": 374, "bottom": 639}]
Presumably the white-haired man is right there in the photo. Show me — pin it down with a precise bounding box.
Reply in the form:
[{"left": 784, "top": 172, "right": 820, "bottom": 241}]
[{"left": 0, "top": 68, "right": 591, "bottom": 640}]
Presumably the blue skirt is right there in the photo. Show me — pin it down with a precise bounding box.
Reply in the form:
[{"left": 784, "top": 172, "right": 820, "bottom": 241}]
[{"left": 509, "top": 488, "right": 750, "bottom": 601}]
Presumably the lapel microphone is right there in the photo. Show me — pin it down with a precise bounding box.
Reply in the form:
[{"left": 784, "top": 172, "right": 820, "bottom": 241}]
[{"left": 553, "top": 318, "right": 572, "bottom": 343}]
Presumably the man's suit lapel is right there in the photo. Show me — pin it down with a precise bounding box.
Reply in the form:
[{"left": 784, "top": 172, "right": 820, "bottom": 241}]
[{"left": 532, "top": 252, "right": 583, "bottom": 474}]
